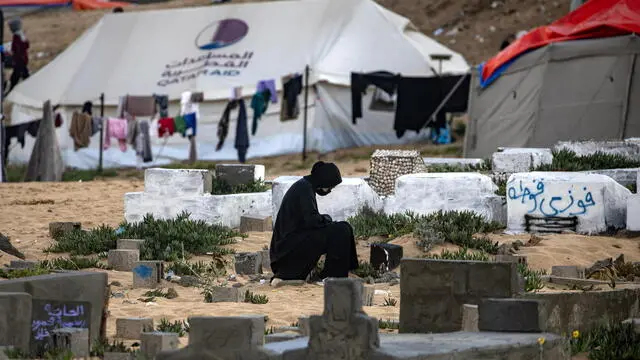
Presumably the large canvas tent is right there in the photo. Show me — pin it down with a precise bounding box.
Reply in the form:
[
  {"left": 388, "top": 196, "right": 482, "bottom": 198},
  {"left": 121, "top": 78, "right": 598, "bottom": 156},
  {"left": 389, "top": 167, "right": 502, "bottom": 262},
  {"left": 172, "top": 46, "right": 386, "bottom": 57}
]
[
  {"left": 465, "top": 0, "right": 640, "bottom": 158},
  {"left": 4, "top": 0, "right": 468, "bottom": 169}
]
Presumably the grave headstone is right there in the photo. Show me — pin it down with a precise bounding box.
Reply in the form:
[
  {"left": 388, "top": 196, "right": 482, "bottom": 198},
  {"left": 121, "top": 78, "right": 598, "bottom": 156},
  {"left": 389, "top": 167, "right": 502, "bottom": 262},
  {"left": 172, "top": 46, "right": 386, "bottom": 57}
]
[
  {"left": 205, "top": 287, "right": 244, "bottom": 303},
  {"left": 370, "top": 243, "right": 403, "bottom": 272},
  {"left": 478, "top": 299, "right": 547, "bottom": 332},
  {"left": 117, "top": 239, "right": 145, "bottom": 251},
  {"left": 461, "top": 304, "right": 479, "bottom": 332},
  {"left": 133, "top": 261, "right": 163, "bottom": 289},
  {"left": 48, "top": 328, "right": 89, "bottom": 358},
  {"left": 240, "top": 215, "right": 272, "bottom": 233},
  {"left": 141, "top": 332, "right": 179, "bottom": 359},
  {"left": 215, "top": 164, "right": 265, "bottom": 187},
  {"left": 551, "top": 265, "right": 583, "bottom": 279},
  {"left": 234, "top": 252, "right": 262, "bottom": 275},
  {"left": 108, "top": 250, "right": 140, "bottom": 272},
  {"left": 31, "top": 300, "right": 91, "bottom": 355},
  {"left": 48, "top": 222, "right": 81, "bottom": 239},
  {"left": 8, "top": 260, "right": 37, "bottom": 270},
  {"left": 0, "top": 292, "right": 32, "bottom": 353},
  {"left": 116, "top": 318, "right": 154, "bottom": 340},
  {"left": 259, "top": 250, "right": 271, "bottom": 272}
]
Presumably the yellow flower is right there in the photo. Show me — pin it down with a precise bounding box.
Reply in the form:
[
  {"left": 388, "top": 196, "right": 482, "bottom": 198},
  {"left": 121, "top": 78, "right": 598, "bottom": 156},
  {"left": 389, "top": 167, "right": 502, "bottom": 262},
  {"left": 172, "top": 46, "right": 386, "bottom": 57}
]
[
  {"left": 537, "top": 337, "right": 546, "bottom": 346},
  {"left": 572, "top": 330, "right": 580, "bottom": 339}
]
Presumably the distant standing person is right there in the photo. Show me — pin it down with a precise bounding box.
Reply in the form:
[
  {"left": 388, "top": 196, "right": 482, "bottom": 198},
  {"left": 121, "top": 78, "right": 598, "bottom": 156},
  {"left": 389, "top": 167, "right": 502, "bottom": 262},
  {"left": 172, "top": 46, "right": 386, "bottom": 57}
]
[{"left": 7, "top": 17, "right": 30, "bottom": 94}]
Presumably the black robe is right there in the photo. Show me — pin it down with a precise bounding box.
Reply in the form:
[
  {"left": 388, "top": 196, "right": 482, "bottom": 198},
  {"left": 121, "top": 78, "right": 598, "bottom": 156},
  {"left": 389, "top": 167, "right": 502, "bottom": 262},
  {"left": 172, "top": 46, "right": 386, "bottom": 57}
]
[{"left": 269, "top": 176, "right": 358, "bottom": 280}]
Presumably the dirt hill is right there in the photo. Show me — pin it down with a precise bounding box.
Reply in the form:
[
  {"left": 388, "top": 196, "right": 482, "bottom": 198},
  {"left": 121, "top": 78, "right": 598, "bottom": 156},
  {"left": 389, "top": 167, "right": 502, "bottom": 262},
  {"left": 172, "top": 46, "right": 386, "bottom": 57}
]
[{"left": 6, "top": 0, "right": 570, "bottom": 73}]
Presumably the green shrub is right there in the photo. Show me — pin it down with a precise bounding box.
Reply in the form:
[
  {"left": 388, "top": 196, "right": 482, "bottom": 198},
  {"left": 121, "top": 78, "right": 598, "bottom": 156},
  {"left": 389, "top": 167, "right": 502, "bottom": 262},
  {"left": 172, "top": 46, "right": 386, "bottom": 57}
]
[
  {"left": 40, "top": 256, "right": 105, "bottom": 270},
  {"left": 518, "top": 263, "right": 546, "bottom": 292},
  {"left": 415, "top": 211, "right": 502, "bottom": 254},
  {"left": 244, "top": 290, "right": 269, "bottom": 304},
  {"left": 156, "top": 318, "right": 189, "bottom": 337},
  {"left": 347, "top": 206, "right": 424, "bottom": 240},
  {"left": 47, "top": 225, "right": 118, "bottom": 256},
  {"left": 378, "top": 319, "right": 400, "bottom": 330},
  {"left": 494, "top": 178, "right": 507, "bottom": 196},
  {"left": 426, "top": 159, "right": 491, "bottom": 173},
  {"left": 570, "top": 321, "right": 640, "bottom": 359},
  {"left": 383, "top": 297, "right": 397, "bottom": 307},
  {"left": 424, "top": 248, "right": 491, "bottom": 261},
  {"left": 0, "top": 267, "right": 51, "bottom": 279},
  {"left": 352, "top": 261, "right": 380, "bottom": 278},
  {"left": 90, "top": 339, "right": 130, "bottom": 356},
  {"left": 536, "top": 149, "right": 640, "bottom": 171},
  {"left": 211, "top": 178, "right": 270, "bottom": 195}
]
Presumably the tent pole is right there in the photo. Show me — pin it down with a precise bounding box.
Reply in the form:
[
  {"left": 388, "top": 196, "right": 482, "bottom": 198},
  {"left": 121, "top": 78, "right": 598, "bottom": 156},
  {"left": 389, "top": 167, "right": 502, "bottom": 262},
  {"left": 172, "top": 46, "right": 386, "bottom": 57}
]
[
  {"left": 621, "top": 53, "right": 636, "bottom": 140},
  {"left": 0, "top": 9, "right": 5, "bottom": 183},
  {"left": 98, "top": 92, "right": 104, "bottom": 173},
  {"left": 302, "top": 65, "right": 309, "bottom": 162}
]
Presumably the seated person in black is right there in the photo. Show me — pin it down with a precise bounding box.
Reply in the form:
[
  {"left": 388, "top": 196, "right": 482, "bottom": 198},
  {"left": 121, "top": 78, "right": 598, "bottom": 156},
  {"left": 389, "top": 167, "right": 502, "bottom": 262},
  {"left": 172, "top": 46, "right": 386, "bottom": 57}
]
[{"left": 269, "top": 161, "right": 358, "bottom": 282}]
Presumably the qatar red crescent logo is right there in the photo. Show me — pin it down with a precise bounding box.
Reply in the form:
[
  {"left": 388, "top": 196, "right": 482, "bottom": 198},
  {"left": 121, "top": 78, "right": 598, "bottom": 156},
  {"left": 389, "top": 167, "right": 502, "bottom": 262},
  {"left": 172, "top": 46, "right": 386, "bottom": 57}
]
[{"left": 195, "top": 18, "right": 249, "bottom": 51}]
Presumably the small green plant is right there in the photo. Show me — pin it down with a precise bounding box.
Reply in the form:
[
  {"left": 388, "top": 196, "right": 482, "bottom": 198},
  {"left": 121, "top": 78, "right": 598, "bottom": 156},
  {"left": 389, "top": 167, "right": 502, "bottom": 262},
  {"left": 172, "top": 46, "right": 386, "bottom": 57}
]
[
  {"left": 43, "top": 348, "right": 74, "bottom": 360},
  {"left": 211, "top": 178, "right": 270, "bottom": 195},
  {"left": 3, "top": 348, "right": 29, "bottom": 359},
  {"left": 143, "top": 288, "right": 178, "bottom": 299},
  {"left": 90, "top": 338, "right": 130, "bottom": 356},
  {"left": 383, "top": 297, "right": 397, "bottom": 307},
  {"left": 156, "top": 318, "right": 190, "bottom": 337},
  {"left": 347, "top": 206, "right": 425, "bottom": 240},
  {"left": 46, "top": 224, "right": 118, "bottom": 255},
  {"left": 494, "top": 178, "right": 507, "bottom": 196},
  {"left": 40, "top": 256, "right": 105, "bottom": 270},
  {"left": 426, "top": 159, "right": 491, "bottom": 173},
  {"left": 0, "top": 266, "right": 51, "bottom": 279},
  {"left": 424, "top": 248, "right": 491, "bottom": 261},
  {"left": 535, "top": 149, "right": 640, "bottom": 172},
  {"left": 415, "top": 211, "right": 502, "bottom": 254},
  {"left": 518, "top": 263, "right": 546, "bottom": 292},
  {"left": 166, "top": 259, "right": 226, "bottom": 277},
  {"left": 352, "top": 261, "right": 379, "bottom": 279},
  {"left": 378, "top": 319, "right": 400, "bottom": 330},
  {"left": 244, "top": 290, "right": 269, "bottom": 304},
  {"left": 569, "top": 321, "right": 640, "bottom": 359}
]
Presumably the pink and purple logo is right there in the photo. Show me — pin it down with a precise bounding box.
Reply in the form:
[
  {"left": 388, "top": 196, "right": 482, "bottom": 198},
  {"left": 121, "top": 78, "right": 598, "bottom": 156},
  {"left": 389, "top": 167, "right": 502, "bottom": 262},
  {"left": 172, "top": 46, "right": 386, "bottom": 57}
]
[{"left": 195, "top": 18, "right": 249, "bottom": 51}]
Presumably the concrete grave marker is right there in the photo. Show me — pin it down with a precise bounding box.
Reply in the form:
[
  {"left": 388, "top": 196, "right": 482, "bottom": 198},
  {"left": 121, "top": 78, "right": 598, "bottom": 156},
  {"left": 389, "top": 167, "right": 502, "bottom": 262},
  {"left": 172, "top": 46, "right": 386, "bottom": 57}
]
[
  {"left": 133, "top": 261, "right": 163, "bottom": 289},
  {"left": 116, "top": 318, "right": 154, "bottom": 340},
  {"left": 240, "top": 214, "right": 272, "bottom": 233},
  {"left": 48, "top": 222, "right": 81, "bottom": 239},
  {"left": 215, "top": 164, "right": 265, "bottom": 187},
  {"left": 141, "top": 332, "right": 180, "bottom": 359},
  {"left": 117, "top": 239, "right": 145, "bottom": 251},
  {"left": 0, "top": 292, "right": 32, "bottom": 353},
  {"left": 108, "top": 250, "right": 140, "bottom": 271},
  {"left": 234, "top": 252, "right": 262, "bottom": 275},
  {"left": 31, "top": 300, "right": 91, "bottom": 354},
  {"left": 48, "top": 328, "right": 89, "bottom": 358}
]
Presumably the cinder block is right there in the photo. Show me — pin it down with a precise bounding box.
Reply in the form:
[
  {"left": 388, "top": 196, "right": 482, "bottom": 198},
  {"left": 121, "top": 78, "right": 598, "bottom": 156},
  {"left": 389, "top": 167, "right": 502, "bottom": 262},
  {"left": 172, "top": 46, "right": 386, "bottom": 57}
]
[
  {"left": 240, "top": 214, "right": 272, "bottom": 233},
  {"left": 234, "top": 252, "right": 262, "bottom": 275},
  {"left": 323, "top": 278, "right": 363, "bottom": 322},
  {"left": 188, "top": 315, "right": 265, "bottom": 350},
  {"left": 495, "top": 254, "right": 527, "bottom": 265},
  {"left": 491, "top": 148, "right": 553, "bottom": 173},
  {"left": 205, "top": 287, "right": 244, "bottom": 303},
  {"left": 108, "top": 250, "right": 140, "bottom": 272},
  {"left": 370, "top": 243, "right": 403, "bottom": 272},
  {"left": 49, "top": 328, "right": 90, "bottom": 358},
  {"left": 551, "top": 265, "right": 583, "bottom": 279},
  {"left": 363, "top": 285, "right": 374, "bottom": 306},
  {"left": 478, "top": 298, "right": 547, "bottom": 332},
  {"left": 627, "top": 194, "right": 640, "bottom": 231},
  {"left": 49, "top": 222, "right": 81, "bottom": 238},
  {"left": 0, "top": 292, "right": 32, "bottom": 352},
  {"left": 298, "top": 316, "right": 310, "bottom": 336},
  {"left": 144, "top": 168, "right": 213, "bottom": 196},
  {"left": 461, "top": 304, "right": 479, "bottom": 332},
  {"left": 265, "top": 333, "right": 302, "bottom": 343},
  {"left": 117, "top": 239, "right": 145, "bottom": 250},
  {"left": 400, "top": 259, "right": 520, "bottom": 333},
  {"left": 140, "top": 332, "right": 179, "bottom": 359},
  {"left": 259, "top": 250, "right": 271, "bottom": 272},
  {"left": 622, "top": 318, "right": 640, "bottom": 334},
  {"left": 215, "top": 164, "right": 265, "bottom": 187},
  {"left": 8, "top": 260, "right": 37, "bottom": 269},
  {"left": 116, "top": 318, "right": 154, "bottom": 340},
  {"left": 133, "top": 261, "right": 163, "bottom": 289}
]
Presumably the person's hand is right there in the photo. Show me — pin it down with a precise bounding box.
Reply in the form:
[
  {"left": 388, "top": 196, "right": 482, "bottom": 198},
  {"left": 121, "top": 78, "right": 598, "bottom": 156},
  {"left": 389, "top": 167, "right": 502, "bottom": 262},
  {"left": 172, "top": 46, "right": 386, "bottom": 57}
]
[{"left": 321, "top": 214, "right": 332, "bottom": 223}]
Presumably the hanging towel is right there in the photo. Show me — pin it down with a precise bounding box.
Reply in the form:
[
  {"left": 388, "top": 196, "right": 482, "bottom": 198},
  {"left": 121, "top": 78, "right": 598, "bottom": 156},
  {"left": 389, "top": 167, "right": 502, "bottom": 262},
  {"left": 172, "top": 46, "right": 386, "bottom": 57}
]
[
  {"left": 234, "top": 99, "right": 249, "bottom": 163},
  {"left": 183, "top": 112, "right": 197, "bottom": 137},
  {"left": 216, "top": 100, "right": 239, "bottom": 150},
  {"left": 158, "top": 117, "right": 175, "bottom": 137},
  {"left": 91, "top": 116, "right": 102, "bottom": 136},
  {"left": 257, "top": 79, "right": 278, "bottom": 103},
  {"left": 124, "top": 95, "right": 156, "bottom": 117},
  {"left": 250, "top": 89, "right": 271, "bottom": 135},
  {"left": 139, "top": 120, "right": 153, "bottom": 162},
  {"left": 153, "top": 94, "right": 169, "bottom": 118},
  {"left": 103, "top": 117, "right": 128, "bottom": 151},
  {"left": 69, "top": 112, "right": 93, "bottom": 151},
  {"left": 174, "top": 115, "right": 187, "bottom": 135}
]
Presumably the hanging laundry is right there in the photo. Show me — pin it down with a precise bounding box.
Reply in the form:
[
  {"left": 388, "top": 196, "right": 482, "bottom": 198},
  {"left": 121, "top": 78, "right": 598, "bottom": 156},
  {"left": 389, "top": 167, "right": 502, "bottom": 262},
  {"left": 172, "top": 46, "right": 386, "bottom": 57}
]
[
  {"left": 439, "top": 74, "right": 471, "bottom": 113},
  {"left": 394, "top": 76, "right": 441, "bottom": 138},
  {"left": 369, "top": 87, "right": 397, "bottom": 112},
  {"left": 124, "top": 95, "right": 156, "bottom": 117},
  {"left": 280, "top": 74, "right": 303, "bottom": 121},
  {"left": 216, "top": 100, "right": 239, "bottom": 150},
  {"left": 138, "top": 120, "right": 153, "bottom": 162},
  {"left": 127, "top": 116, "right": 138, "bottom": 146},
  {"left": 116, "top": 96, "right": 126, "bottom": 118},
  {"left": 257, "top": 79, "right": 278, "bottom": 103},
  {"left": 250, "top": 89, "right": 271, "bottom": 135},
  {"left": 158, "top": 117, "right": 175, "bottom": 137},
  {"left": 174, "top": 115, "right": 187, "bottom": 135},
  {"left": 234, "top": 99, "right": 249, "bottom": 163},
  {"left": 351, "top": 71, "right": 399, "bottom": 124},
  {"left": 103, "top": 117, "right": 128, "bottom": 152},
  {"left": 91, "top": 116, "right": 102, "bottom": 136},
  {"left": 3, "top": 119, "right": 40, "bottom": 159},
  {"left": 181, "top": 91, "right": 200, "bottom": 118},
  {"left": 190, "top": 92, "right": 204, "bottom": 103},
  {"left": 153, "top": 94, "right": 169, "bottom": 118},
  {"left": 69, "top": 112, "right": 93, "bottom": 151},
  {"left": 55, "top": 113, "right": 63, "bottom": 128},
  {"left": 183, "top": 112, "right": 197, "bottom": 137},
  {"left": 231, "top": 87, "right": 242, "bottom": 100}
]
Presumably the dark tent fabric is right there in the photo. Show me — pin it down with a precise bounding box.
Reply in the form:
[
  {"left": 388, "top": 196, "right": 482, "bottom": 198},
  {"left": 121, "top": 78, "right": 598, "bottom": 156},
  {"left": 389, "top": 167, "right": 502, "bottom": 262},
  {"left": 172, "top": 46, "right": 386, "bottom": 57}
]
[
  {"left": 482, "top": 0, "right": 640, "bottom": 85},
  {"left": 24, "top": 100, "right": 64, "bottom": 181}
]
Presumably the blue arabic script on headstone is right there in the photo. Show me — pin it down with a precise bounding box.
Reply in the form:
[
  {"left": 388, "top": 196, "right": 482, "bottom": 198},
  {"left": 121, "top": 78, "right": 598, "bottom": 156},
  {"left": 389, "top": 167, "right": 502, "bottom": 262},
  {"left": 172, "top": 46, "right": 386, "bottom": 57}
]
[
  {"left": 133, "top": 264, "right": 153, "bottom": 279},
  {"left": 507, "top": 179, "right": 597, "bottom": 216},
  {"left": 31, "top": 303, "right": 88, "bottom": 341}
]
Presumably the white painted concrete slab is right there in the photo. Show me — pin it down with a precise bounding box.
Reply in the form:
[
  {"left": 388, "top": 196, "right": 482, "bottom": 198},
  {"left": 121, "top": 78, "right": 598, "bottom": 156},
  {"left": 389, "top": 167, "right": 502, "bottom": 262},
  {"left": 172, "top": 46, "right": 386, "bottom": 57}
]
[
  {"left": 583, "top": 168, "right": 639, "bottom": 187},
  {"left": 423, "top": 157, "right": 484, "bottom": 167},
  {"left": 144, "top": 168, "right": 212, "bottom": 196},
  {"left": 555, "top": 140, "right": 640, "bottom": 160},
  {"left": 627, "top": 194, "right": 640, "bottom": 231},
  {"left": 384, "top": 173, "right": 505, "bottom": 223},
  {"left": 271, "top": 177, "right": 383, "bottom": 222},
  {"left": 492, "top": 148, "right": 553, "bottom": 173},
  {"left": 124, "top": 191, "right": 271, "bottom": 228},
  {"left": 507, "top": 172, "right": 631, "bottom": 234}
]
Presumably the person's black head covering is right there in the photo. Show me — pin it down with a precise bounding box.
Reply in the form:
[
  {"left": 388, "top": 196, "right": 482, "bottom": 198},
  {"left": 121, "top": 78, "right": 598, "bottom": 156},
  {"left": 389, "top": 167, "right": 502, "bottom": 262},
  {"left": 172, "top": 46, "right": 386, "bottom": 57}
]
[
  {"left": 308, "top": 161, "right": 342, "bottom": 189},
  {"left": 113, "top": 6, "right": 124, "bottom": 13}
]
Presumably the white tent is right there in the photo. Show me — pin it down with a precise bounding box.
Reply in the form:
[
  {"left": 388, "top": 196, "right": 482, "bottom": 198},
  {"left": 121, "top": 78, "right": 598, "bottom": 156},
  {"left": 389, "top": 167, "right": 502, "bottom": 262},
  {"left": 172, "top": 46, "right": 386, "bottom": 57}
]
[{"left": 4, "top": 0, "right": 469, "bottom": 169}]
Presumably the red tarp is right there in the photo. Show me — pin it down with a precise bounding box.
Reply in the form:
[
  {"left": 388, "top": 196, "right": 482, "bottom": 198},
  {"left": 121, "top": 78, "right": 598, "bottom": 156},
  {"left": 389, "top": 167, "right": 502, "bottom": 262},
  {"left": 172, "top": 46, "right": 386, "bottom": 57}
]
[
  {"left": 482, "top": 0, "right": 640, "bottom": 82},
  {"left": 0, "top": 0, "right": 128, "bottom": 9}
]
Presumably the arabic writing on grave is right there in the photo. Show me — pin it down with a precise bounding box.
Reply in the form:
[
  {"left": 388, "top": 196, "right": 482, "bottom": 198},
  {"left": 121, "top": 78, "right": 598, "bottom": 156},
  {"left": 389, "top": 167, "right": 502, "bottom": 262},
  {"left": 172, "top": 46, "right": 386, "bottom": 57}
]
[
  {"left": 31, "top": 303, "right": 88, "bottom": 341},
  {"left": 507, "top": 179, "right": 597, "bottom": 216}
]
